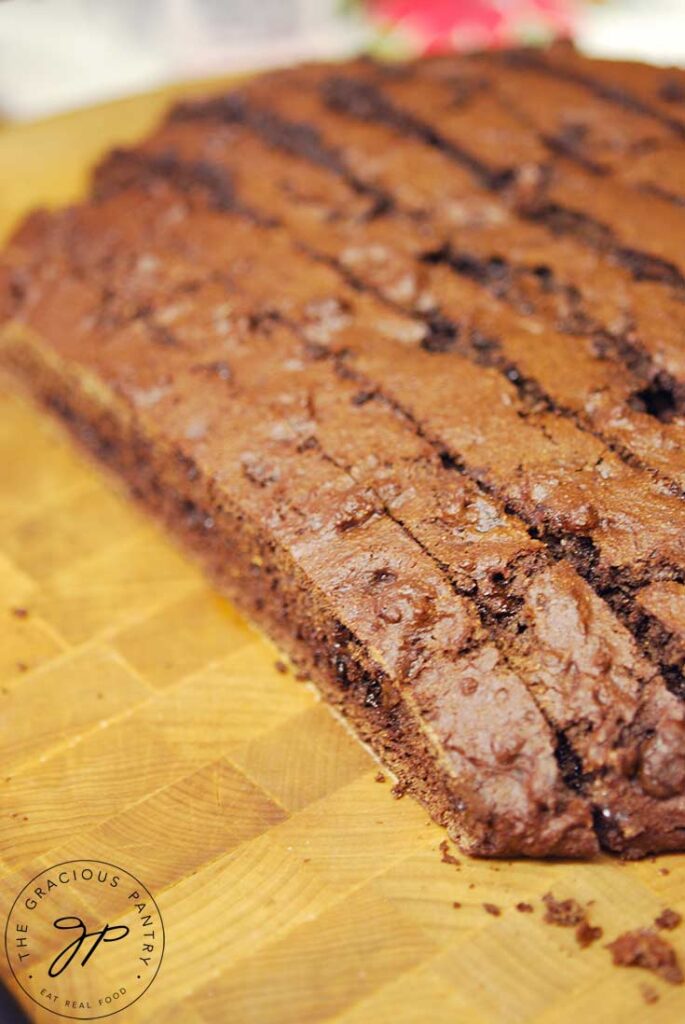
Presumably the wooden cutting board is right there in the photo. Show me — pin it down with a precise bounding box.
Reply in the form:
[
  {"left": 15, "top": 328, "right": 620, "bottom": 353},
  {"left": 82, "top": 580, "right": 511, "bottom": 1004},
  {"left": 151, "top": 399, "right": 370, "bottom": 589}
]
[{"left": 1, "top": 81, "right": 685, "bottom": 1024}]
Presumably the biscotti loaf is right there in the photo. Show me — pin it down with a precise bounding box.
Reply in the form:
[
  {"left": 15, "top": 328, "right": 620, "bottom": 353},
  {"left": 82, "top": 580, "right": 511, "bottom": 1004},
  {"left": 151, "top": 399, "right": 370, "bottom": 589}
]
[{"left": 3, "top": 40, "right": 685, "bottom": 858}]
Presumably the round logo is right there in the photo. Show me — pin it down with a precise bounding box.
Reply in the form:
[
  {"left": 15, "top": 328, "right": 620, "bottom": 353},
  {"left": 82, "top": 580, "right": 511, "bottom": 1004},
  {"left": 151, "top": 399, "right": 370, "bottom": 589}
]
[{"left": 4, "top": 860, "right": 164, "bottom": 1020}]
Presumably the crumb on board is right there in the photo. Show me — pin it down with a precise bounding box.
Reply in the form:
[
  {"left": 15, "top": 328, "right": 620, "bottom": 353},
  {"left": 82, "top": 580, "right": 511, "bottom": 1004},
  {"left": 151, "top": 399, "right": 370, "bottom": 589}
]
[
  {"left": 575, "top": 920, "right": 603, "bottom": 949},
  {"left": 483, "top": 903, "right": 501, "bottom": 917},
  {"left": 655, "top": 908, "right": 682, "bottom": 931},
  {"left": 10, "top": 607, "right": 28, "bottom": 619},
  {"left": 439, "top": 839, "right": 461, "bottom": 866},
  {"left": 375, "top": 771, "right": 386, "bottom": 783},
  {"left": 453, "top": 901, "right": 462, "bottom": 909},
  {"left": 516, "top": 902, "right": 534, "bottom": 913},
  {"left": 607, "top": 929, "right": 684, "bottom": 985},
  {"left": 659, "top": 868, "right": 671, "bottom": 877},
  {"left": 542, "top": 892, "right": 603, "bottom": 949},
  {"left": 274, "top": 659, "right": 288, "bottom": 674},
  {"left": 640, "top": 984, "right": 659, "bottom": 1005},
  {"left": 542, "top": 892, "right": 586, "bottom": 927},
  {"left": 391, "top": 782, "right": 406, "bottom": 799}
]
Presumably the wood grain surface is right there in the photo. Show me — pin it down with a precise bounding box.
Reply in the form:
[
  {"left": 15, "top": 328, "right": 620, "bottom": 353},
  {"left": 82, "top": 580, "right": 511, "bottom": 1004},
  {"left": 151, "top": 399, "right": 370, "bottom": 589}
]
[{"left": 1, "top": 80, "right": 685, "bottom": 1024}]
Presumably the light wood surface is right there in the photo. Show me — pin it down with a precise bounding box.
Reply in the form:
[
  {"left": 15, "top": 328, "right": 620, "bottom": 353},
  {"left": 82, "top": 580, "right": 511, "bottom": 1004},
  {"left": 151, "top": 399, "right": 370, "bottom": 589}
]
[{"left": 1, "top": 82, "right": 685, "bottom": 1024}]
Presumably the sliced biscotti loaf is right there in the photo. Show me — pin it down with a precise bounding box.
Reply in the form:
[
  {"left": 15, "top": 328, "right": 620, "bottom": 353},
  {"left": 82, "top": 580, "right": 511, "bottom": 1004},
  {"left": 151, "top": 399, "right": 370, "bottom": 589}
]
[{"left": 3, "top": 42, "right": 685, "bottom": 858}]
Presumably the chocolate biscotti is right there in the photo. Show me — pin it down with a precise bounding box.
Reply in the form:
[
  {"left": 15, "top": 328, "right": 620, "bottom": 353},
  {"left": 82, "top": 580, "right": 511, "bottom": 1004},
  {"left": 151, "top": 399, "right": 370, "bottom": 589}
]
[{"left": 3, "top": 41, "right": 685, "bottom": 858}]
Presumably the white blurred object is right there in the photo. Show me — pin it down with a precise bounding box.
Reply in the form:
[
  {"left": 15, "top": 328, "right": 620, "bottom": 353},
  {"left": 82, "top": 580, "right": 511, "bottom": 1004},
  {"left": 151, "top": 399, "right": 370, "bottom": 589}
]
[
  {"left": 0, "top": 0, "right": 368, "bottom": 120},
  {"left": 0, "top": 0, "right": 684, "bottom": 122},
  {"left": 0, "top": 1, "right": 166, "bottom": 119},
  {"left": 577, "top": 0, "right": 685, "bottom": 65}
]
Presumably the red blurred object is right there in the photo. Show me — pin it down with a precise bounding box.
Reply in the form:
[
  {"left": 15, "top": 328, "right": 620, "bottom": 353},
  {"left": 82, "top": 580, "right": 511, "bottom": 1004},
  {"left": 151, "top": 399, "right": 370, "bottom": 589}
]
[{"left": 367, "top": 0, "right": 576, "bottom": 52}]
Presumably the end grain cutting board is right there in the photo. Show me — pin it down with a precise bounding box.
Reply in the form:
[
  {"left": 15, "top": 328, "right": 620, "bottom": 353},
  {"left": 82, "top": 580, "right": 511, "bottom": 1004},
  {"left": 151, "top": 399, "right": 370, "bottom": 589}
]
[{"left": 1, "top": 79, "right": 685, "bottom": 1024}]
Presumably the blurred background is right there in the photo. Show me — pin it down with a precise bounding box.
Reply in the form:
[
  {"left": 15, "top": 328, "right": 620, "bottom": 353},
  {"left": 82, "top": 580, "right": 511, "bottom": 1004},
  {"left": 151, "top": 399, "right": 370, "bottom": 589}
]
[{"left": 0, "top": 0, "right": 684, "bottom": 121}]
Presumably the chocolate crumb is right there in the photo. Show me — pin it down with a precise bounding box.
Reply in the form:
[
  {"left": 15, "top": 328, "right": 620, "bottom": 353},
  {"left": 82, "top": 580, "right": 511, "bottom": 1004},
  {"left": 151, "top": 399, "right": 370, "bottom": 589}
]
[
  {"left": 542, "top": 892, "right": 586, "bottom": 927},
  {"left": 483, "top": 902, "right": 501, "bottom": 917},
  {"left": 294, "top": 670, "right": 309, "bottom": 682},
  {"left": 607, "top": 929, "right": 684, "bottom": 985},
  {"left": 16, "top": 662, "right": 28, "bottom": 673},
  {"left": 575, "top": 920, "right": 603, "bottom": 949},
  {"left": 640, "top": 984, "right": 659, "bottom": 1005},
  {"left": 542, "top": 892, "right": 601, "bottom": 945},
  {"left": 655, "top": 908, "right": 682, "bottom": 931},
  {"left": 274, "top": 659, "right": 288, "bottom": 674},
  {"left": 516, "top": 902, "right": 534, "bottom": 913},
  {"left": 453, "top": 901, "right": 462, "bottom": 909},
  {"left": 439, "top": 839, "right": 461, "bottom": 866},
  {"left": 468, "top": 883, "right": 475, "bottom": 890},
  {"left": 375, "top": 771, "right": 386, "bottom": 783},
  {"left": 391, "top": 782, "right": 406, "bottom": 799},
  {"left": 659, "top": 868, "right": 671, "bottom": 877},
  {"left": 11, "top": 607, "right": 28, "bottom": 619}
]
